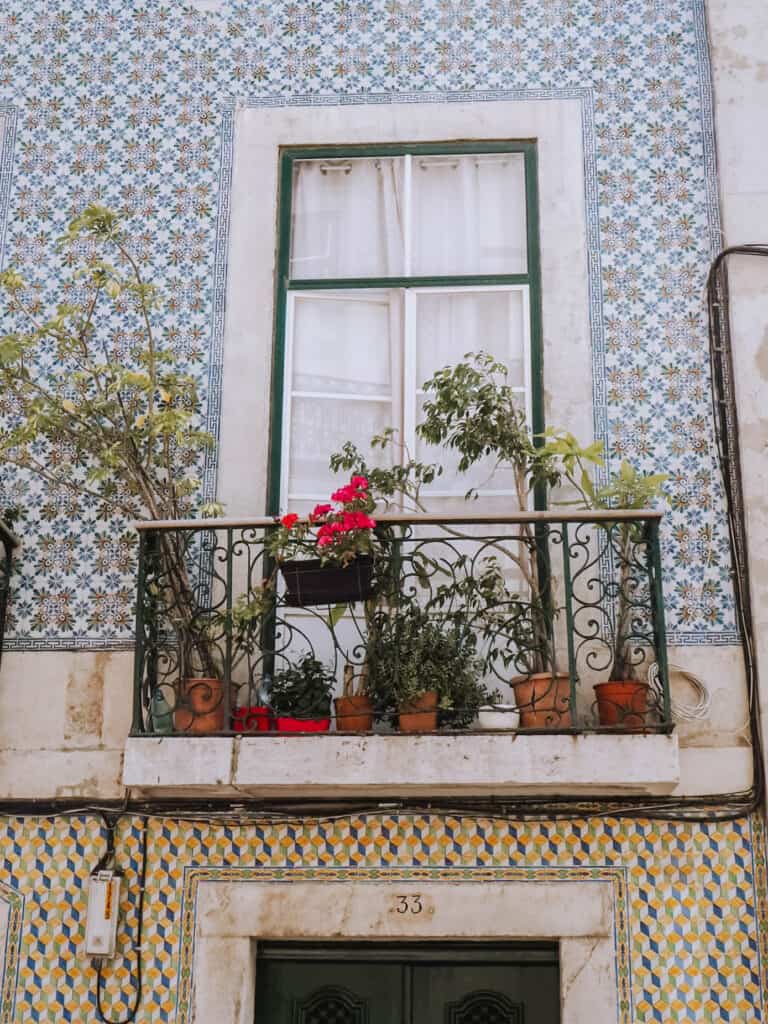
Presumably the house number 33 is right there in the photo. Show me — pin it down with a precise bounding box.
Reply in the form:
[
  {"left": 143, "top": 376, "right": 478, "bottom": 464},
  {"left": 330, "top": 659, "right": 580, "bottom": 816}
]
[{"left": 394, "top": 894, "right": 423, "bottom": 914}]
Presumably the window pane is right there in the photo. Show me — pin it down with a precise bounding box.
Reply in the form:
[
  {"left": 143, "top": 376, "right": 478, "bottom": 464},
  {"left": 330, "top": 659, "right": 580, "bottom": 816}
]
[
  {"left": 290, "top": 157, "right": 405, "bottom": 279},
  {"left": 415, "top": 289, "right": 526, "bottom": 386},
  {"left": 414, "top": 289, "right": 527, "bottom": 498},
  {"left": 288, "top": 397, "right": 393, "bottom": 498},
  {"left": 292, "top": 293, "right": 395, "bottom": 396},
  {"left": 411, "top": 153, "right": 527, "bottom": 275}
]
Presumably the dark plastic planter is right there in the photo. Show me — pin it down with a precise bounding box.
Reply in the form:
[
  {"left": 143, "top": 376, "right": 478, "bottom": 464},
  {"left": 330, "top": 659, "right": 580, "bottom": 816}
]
[{"left": 279, "top": 555, "right": 377, "bottom": 606}]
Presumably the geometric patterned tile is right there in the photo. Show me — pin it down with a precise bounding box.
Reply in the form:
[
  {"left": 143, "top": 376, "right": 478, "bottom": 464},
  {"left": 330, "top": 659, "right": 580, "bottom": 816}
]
[{"left": 0, "top": 811, "right": 765, "bottom": 1022}]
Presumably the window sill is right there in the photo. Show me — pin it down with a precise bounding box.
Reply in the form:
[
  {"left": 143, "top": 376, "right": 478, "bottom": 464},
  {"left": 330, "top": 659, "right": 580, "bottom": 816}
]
[{"left": 123, "top": 732, "right": 680, "bottom": 798}]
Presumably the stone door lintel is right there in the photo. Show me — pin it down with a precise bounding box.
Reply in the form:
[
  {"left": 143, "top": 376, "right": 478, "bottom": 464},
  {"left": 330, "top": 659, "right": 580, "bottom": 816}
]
[{"left": 190, "top": 879, "right": 620, "bottom": 1024}]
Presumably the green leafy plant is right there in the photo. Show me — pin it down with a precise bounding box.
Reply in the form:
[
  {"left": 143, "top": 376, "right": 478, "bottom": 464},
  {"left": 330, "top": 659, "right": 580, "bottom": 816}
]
[
  {"left": 330, "top": 354, "right": 607, "bottom": 679},
  {"left": 591, "top": 460, "right": 668, "bottom": 680},
  {"left": 269, "top": 655, "right": 335, "bottom": 719},
  {"left": 0, "top": 507, "right": 24, "bottom": 531},
  {"left": 401, "top": 352, "right": 602, "bottom": 674},
  {"left": 0, "top": 205, "right": 223, "bottom": 676},
  {"left": 366, "top": 602, "right": 492, "bottom": 728}
]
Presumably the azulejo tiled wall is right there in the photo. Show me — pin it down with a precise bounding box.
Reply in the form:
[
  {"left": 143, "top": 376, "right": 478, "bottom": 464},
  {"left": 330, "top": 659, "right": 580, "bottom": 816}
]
[
  {"left": 0, "top": 0, "right": 736, "bottom": 646},
  {"left": 0, "top": 812, "right": 765, "bottom": 1022}
]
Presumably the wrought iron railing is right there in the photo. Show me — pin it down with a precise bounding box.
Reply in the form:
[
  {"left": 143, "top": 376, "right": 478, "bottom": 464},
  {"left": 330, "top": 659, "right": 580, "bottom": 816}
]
[
  {"left": 0, "top": 520, "right": 18, "bottom": 670},
  {"left": 131, "top": 511, "right": 672, "bottom": 737}
]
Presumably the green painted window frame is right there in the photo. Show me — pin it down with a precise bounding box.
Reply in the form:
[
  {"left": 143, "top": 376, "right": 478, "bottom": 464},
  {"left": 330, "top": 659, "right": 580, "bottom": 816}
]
[{"left": 267, "top": 141, "right": 544, "bottom": 514}]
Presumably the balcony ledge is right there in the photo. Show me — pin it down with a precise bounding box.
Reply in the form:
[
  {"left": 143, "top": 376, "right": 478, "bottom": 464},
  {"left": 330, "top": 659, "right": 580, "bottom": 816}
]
[{"left": 123, "top": 731, "right": 680, "bottom": 798}]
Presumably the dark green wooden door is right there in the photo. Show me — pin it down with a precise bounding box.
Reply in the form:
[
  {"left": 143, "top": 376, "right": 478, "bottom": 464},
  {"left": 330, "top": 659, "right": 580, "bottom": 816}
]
[{"left": 255, "top": 944, "right": 559, "bottom": 1023}]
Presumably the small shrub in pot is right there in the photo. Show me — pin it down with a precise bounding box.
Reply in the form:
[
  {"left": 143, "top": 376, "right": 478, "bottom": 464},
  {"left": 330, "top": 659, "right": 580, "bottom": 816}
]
[{"left": 270, "top": 656, "right": 335, "bottom": 732}]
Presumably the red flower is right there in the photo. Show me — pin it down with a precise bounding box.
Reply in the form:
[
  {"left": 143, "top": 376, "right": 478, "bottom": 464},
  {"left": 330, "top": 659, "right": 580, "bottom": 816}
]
[
  {"left": 317, "top": 535, "right": 333, "bottom": 547},
  {"left": 310, "top": 503, "right": 332, "bottom": 522},
  {"left": 280, "top": 513, "right": 299, "bottom": 529},
  {"left": 351, "top": 475, "right": 368, "bottom": 489}
]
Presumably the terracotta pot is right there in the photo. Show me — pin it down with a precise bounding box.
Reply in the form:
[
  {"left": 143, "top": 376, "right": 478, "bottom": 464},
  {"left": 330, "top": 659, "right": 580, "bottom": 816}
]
[
  {"left": 334, "top": 694, "right": 374, "bottom": 732},
  {"left": 280, "top": 555, "right": 377, "bottom": 607},
  {"left": 511, "top": 672, "right": 572, "bottom": 729},
  {"left": 398, "top": 690, "right": 438, "bottom": 733},
  {"left": 594, "top": 681, "right": 649, "bottom": 730},
  {"left": 275, "top": 715, "right": 331, "bottom": 733},
  {"left": 174, "top": 677, "right": 226, "bottom": 734},
  {"left": 232, "top": 705, "right": 272, "bottom": 733}
]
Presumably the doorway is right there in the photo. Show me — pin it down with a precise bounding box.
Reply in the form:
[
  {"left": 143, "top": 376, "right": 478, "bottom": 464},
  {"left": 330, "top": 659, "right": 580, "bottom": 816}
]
[{"left": 255, "top": 942, "right": 560, "bottom": 1023}]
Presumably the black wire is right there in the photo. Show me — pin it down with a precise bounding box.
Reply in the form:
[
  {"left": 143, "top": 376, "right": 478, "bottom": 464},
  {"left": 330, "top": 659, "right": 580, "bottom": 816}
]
[
  {"left": 95, "top": 815, "right": 148, "bottom": 1024},
  {"left": 698, "top": 244, "right": 768, "bottom": 820}
]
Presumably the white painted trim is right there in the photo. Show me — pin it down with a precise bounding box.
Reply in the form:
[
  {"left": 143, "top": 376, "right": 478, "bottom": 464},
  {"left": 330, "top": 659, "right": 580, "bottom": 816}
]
[
  {"left": 190, "top": 879, "right": 619, "bottom": 1024},
  {"left": 403, "top": 152, "right": 413, "bottom": 276}
]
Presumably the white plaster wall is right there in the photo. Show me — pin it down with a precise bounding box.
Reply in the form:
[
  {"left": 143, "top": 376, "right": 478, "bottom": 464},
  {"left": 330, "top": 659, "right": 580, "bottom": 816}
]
[
  {"left": 0, "top": 651, "right": 130, "bottom": 799},
  {"left": 708, "top": 0, "right": 768, "bottom": 798}
]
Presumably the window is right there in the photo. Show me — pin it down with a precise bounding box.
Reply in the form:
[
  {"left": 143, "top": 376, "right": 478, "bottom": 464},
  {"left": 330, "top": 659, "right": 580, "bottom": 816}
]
[{"left": 269, "top": 143, "right": 542, "bottom": 514}]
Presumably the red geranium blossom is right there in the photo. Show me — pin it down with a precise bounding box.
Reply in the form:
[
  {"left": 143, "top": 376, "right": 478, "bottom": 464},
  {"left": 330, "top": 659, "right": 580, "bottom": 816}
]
[
  {"left": 280, "top": 513, "right": 299, "bottom": 529},
  {"left": 310, "top": 503, "right": 333, "bottom": 521}
]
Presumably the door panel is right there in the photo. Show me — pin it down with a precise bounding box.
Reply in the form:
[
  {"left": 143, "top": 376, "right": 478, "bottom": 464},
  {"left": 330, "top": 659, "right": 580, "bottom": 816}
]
[
  {"left": 412, "top": 963, "right": 559, "bottom": 1023},
  {"left": 255, "top": 960, "right": 402, "bottom": 1023}
]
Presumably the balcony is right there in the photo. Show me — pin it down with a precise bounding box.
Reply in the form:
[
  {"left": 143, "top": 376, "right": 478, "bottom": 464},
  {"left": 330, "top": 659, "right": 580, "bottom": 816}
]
[{"left": 123, "top": 511, "right": 680, "bottom": 797}]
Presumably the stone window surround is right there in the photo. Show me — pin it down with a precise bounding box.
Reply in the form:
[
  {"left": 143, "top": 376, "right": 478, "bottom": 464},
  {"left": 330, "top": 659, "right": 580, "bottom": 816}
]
[
  {"left": 191, "top": 878, "right": 619, "bottom": 1023},
  {"left": 219, "top": 96, "right": 592, "bottom": 515}
]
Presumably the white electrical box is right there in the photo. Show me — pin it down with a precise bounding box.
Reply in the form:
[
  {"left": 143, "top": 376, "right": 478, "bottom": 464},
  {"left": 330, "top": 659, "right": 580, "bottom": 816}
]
[{"left": 85, "top": 871, "right": 121, "bottom": 958}]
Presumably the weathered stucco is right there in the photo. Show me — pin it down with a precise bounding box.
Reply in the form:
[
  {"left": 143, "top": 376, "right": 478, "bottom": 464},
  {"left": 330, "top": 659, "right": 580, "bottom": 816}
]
[{"left": 708, "top": 0, "right": 768, "bottom": 797}]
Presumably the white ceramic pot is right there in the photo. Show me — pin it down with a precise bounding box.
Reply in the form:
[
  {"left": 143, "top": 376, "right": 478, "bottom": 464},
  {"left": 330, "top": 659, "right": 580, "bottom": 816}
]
[{"left": 475, "top": 705, "right": 520, "bottom": 732}]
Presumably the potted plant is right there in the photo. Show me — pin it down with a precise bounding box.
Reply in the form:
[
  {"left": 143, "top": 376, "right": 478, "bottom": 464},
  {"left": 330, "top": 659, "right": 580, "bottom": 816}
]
[
  {"left": 269, "top": 478, "right": 379, "bottom": 606},
  {"left": 416, "top": 353, "right": 603, "bottom": 728},
  {"left": 224, "top": 586, "right": 276, "bottom": 733},
  {"left": 585, "top": 461, "right": 668, "bottom": 730},
  {"left": 0, "top": 205, "right": 229, "bottom": 734},
  {"left": 269, "top": 655, "right": 335, "bottom": 732},
  {"left": 367, "top": 602, "right": 490, "bottom": 733},
  {"left": 334, "top": 662, "right": 374, "bottom": 731}
]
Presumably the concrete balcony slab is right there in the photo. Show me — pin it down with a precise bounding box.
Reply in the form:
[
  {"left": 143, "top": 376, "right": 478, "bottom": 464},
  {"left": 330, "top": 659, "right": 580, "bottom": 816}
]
[{"left": 123, "top": 731, "right": 680, "bottom": 798}]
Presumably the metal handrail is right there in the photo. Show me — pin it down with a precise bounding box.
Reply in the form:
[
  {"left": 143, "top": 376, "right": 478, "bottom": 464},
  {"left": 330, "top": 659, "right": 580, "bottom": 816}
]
[
  {"left": 131, "top": 511, "right": 672, "bottom": 737},
  {"left": 133, "top": 508, "right": 664, "bottom": 532}
]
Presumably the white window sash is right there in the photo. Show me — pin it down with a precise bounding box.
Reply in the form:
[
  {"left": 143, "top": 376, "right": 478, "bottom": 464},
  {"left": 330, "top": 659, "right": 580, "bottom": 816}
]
[{"left": 280, "top": 284, "right": 531, "bottom": 510}]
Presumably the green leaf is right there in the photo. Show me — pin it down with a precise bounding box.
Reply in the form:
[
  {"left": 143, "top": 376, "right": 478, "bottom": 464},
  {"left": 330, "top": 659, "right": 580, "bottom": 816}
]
[{"left": 328, "top": 603, "right": 348, "bottom": 629}]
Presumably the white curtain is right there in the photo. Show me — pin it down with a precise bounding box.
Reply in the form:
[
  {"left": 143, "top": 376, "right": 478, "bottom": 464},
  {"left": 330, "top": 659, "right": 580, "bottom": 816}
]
[
  {"left": 287, "top": 291, "right": 400, "bottom": 504},
  {"left": 415, "top": 289, "right": 525, "bottom": 497},
  {"left": 411, "top": 153, "right": 527, "bottom": 276},
  {"left": 290, "top": 157, "right": 405, "bottom": 279}
]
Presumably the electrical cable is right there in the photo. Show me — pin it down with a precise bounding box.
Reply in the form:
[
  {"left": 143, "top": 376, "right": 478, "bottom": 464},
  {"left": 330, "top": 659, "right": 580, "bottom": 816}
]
[
  {"left": 648, "top": 662, "right": 711, "bottom": 722},
  {"left": 95, "top": 814, "right": 148, "bottom": 1024}
]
